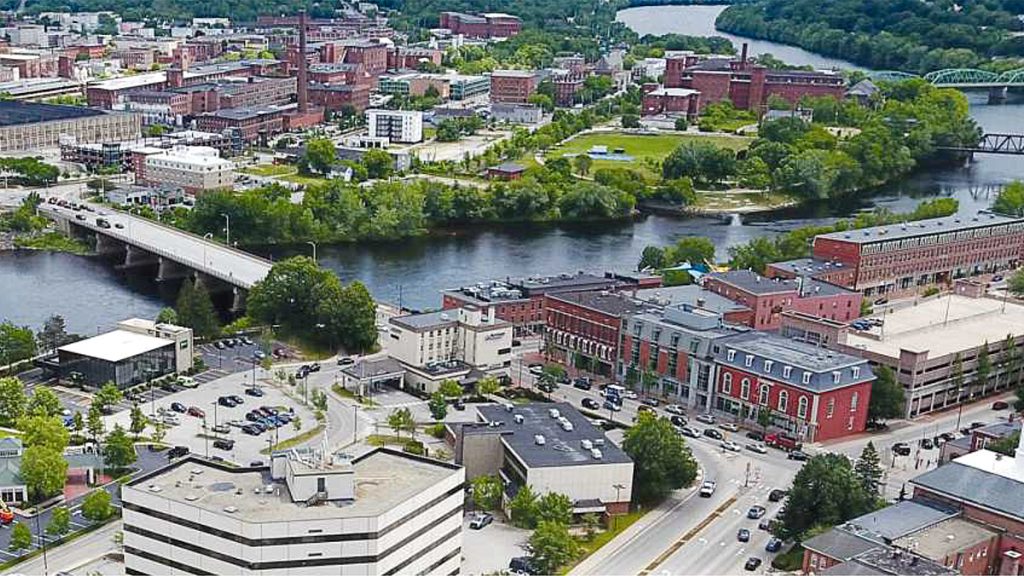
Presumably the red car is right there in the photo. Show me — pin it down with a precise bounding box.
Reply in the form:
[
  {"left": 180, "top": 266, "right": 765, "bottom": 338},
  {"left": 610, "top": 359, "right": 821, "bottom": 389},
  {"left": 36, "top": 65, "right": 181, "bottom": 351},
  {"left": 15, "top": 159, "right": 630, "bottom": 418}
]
[{"left": 187, "top": 406, "right": 205, "bottom": 418}]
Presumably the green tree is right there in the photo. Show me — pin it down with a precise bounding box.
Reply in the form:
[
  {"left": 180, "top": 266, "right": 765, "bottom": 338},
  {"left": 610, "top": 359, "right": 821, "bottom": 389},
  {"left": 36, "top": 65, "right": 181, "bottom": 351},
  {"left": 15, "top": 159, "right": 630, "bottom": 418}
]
[
  {"left": 439, "top": 379, "right": 464, "bottom": 398},
  {"left": 19, "top": 415, "right": 69, "bottom": 451},
  {"left": 536, "top": 492, "right": 573, "bottom": 525},
  {"left": 362, "top": 148, "right": 393, "bottom": 180},
  {"left": 0, "top": 321, "right": 37, "bottom": 364},
  {"left": 9, "top": 522, "right": 31, "bottom": 552},
  {"left": 0, "top": 377, "right": 27, "bottom": 426},
  {"left": 989, "top": 432, "right": 1020, "bottom": 457},
  {"left": 621, "top": 114, "right": 640, "bottom": 128},
  {"left": 175, "top": 279, "right": 220, "bottom": 339},
  {"left": 81, "top": 489, "right": 113, "bottom": 522},
  {"left": 87, "top": 403, "right": 105, "bottom": 445},
  {"left": 36, "top": 314, "right": 72, "bottom": 353},
  {"left": 777, "top": 453, "right": 873, "bottom": 541},
  {"left": 475, "top": 375, "right": 501, "bottom": 397},
  {"left": 977, "top": 341, "right": 991, "bottom": 389},
  {"left": 428, "top": 392, "right": 448, "bottom": 420},
  {"left": 471, "top": 475, "right": 503, "bottom": 511},
  {"left": 1010, "top": 269, "right": 1024, "bottom": 298},
  {"left": 304, "top": 137, "right": 337, "bottom": 174},
  {"left": 664, "top": 237, "right": 715, "bottom": 267},
  {"left": 622, "top": 412, "right": 698, "bottom": 502},
  {"left": 387, "top": 407, "right": 414, "bottom": 439},
  {"left": 509, "top": 484, "right": 539, "bottom": 529},
  {"left": 46, "top": 506, "right": 71, "bottom": 537},
  {"left": 757, "top": 406, "right": 773, "bottom": 434},
  {"left": 854, "top": 441, "right": 884, "bottom": 498},
  {"left": 21, "top": 445, "right": 68, "bottom": 498},
  {"left": 674, "top": 117, "right": 689, "bottom": 131},
  {"left": 527, "top": 520, "right": 580, "bottom": 574},
  {"left": 129, "top": 404, "right": 147, "bottom": 439},
  {"left": 26, "top": 387, "right": 62, "bottom": 418},
  {"left": 155, "top": 307, "right": 179, "bottom": 325},
  {"left": 572, "top": 154, "right": 593, "bottom": 176},
  {"left": 868, "top": 365, "right": 905, "bottom": 422},
  {"left": 94, "top": 381, "right": 123, "bottom": 414},
  {"left": 994, "top": 181, "right": 1024, "bottom": 217},
  {"left": 662, "top": 140, "right": 737, "bottom": 185},
  {"left": 638, "top": 246, "right": 666, "bottom": 271}
]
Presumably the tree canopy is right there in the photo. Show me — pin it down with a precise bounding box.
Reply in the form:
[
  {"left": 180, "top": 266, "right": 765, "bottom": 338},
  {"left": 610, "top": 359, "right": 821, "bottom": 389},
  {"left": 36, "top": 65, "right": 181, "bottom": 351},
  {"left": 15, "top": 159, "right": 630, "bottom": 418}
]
[
  {"left": 622, "top": 412, "right": 698, "bottom": 502},
  {"left": 777, "top": 453, "right": 875, "bottom": 541}
]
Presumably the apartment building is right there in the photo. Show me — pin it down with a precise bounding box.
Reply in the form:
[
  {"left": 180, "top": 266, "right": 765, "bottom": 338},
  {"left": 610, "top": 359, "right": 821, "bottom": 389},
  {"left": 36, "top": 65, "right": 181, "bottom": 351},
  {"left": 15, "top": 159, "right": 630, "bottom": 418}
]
[
  {"left": 366, "top": 109, "right": 423, "bottom": 143},
  {"left": 141, "top": 146, "right": 234, "bottom": 193}
]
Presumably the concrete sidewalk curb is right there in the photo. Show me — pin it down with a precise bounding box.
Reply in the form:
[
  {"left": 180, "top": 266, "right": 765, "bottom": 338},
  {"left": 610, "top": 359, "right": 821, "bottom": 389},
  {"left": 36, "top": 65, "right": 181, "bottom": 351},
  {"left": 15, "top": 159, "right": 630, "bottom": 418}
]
[{"left": 568, "top": 467, "right": 706, "bottom": 576}]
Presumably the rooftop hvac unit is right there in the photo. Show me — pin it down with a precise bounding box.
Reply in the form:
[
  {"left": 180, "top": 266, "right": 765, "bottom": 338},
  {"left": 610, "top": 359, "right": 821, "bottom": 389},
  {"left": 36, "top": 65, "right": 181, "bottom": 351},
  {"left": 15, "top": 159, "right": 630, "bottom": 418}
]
[
  {"left": 561, "top": 421, "right": 574, "bottom": 432},
  {"left": 590, "top": 448, "right": 603, "bottom": 460},
  {"left": 534, "top": 434, "right": 546, "bottom": 446},
  {"left": 548, "top": 408, "right": 560, "bottom": 419},
  {"left": 593, "top": 438, "right": 605, "bottom": 446},
  {"left": 514, "top": 414, "right": 524, "bottom": 424},
  {"left": 505, "top": 403, "right": 514, "bottom": 412}
]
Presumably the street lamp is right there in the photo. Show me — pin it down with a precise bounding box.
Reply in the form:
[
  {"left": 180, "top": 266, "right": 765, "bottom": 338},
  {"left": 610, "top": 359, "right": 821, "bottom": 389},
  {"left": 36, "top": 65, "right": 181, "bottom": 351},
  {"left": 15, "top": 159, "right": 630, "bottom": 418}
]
[
  {"left": 306, "top": 241, "right": 317, "bottom": 264},
  {"left": 612, "top": 483, "right": 626, "bottom": 529},
  {"left": 203, "top": 232, "right": 213, "bottom": 267},
  {"left": 221, "top": 213, "right": 230, "bottom": 246}
]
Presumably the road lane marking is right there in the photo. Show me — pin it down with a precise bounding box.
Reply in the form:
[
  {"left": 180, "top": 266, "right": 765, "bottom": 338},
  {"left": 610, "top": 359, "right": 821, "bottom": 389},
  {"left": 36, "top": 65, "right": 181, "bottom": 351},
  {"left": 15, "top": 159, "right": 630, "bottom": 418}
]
[{"left": 639, "top": 495, "right": 739, "bottom": 576}]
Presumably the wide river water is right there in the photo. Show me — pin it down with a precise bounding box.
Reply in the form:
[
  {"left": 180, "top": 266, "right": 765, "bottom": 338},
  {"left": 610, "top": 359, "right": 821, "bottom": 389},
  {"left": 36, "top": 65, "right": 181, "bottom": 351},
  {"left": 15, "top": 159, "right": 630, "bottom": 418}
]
[{"left": 3, "top": 4, "right": 1024, "bottom": 333}]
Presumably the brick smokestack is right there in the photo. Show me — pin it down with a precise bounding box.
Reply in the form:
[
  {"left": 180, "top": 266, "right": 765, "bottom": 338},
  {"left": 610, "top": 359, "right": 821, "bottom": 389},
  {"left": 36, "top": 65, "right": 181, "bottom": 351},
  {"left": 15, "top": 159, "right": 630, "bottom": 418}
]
[
  {"left": 741, "top": 42, "right": 748, "bottom": 68},
  {"left": 297, "top": 9, "right": 309, "bottom": 113}
]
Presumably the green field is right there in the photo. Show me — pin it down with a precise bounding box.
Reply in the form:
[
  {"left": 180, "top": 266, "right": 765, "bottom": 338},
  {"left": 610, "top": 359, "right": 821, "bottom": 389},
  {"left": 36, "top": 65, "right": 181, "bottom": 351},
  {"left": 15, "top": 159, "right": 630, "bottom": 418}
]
[
  {"left": 239, "top": 164, "right": 298, "bottom": 177},
  {"left": 546, "top": 131, "right": 752, "bottom": 180}
]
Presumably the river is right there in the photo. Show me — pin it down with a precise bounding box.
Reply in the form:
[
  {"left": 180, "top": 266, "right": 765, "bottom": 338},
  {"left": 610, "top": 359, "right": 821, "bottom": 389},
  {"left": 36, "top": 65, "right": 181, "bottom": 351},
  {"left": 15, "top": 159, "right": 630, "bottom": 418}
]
[{"left": 3, "top": 5, "right": 1024, "bottom": 332}]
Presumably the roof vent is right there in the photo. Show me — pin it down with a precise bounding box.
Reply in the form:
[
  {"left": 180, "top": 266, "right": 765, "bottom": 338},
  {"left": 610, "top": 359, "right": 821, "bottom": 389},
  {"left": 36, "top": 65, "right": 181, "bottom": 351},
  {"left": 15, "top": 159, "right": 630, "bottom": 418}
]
[
  {"left": 224, "top": 506, "right": 238, "bottom": 514},
  {"left": 264, "top": 485, "right": 274, "bottom": 494},
  {"left": 505, "top": 403, "right": 514, "bottom": 412},
  {"left": 514, "top": 414, "right": 524, "bottom": 424},
  {"left": 148, "top": 485, "right": 162, "bottom": 493},
  {"left": 549, "top": 408, "right": 560, "bottom": 419},
  {"left": 190, "top": 468, "right": 204, "bottom": 475},
  {"left": 561, "top": 420, "right": 574, "bottom": 432},
  {"left": 534, "top": 434, "right": 546, "bottom": 445},
  {"left": 590, "top": 448, "right": 603, "bottom": 460},
  {"left": 184, "top": 494, "right": 199, "bottom": 502}
]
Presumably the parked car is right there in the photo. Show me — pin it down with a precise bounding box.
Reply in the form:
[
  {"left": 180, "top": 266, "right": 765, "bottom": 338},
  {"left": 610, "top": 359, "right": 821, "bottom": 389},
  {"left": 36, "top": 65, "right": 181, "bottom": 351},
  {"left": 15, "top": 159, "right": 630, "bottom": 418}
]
[
  {"left": 228, "top": 395, "right": 243, "bottom": 405},
  {"left": 703, "top": 428, "right": 724, "bottom": 440},
  {"left": 680, "top": 426, "right": 701, "bottom": 438},
  {"left": 746, "top": 442, "right": 768, "bottom": 454},
  {"left": 696, "top": 413, "right": 716, "bottom": 424},
  {"left": 242, "top": 425, "right": 260, "bottom": 436},
  {"left": 161, "top": 414, "right": 180, "bottom": 426},
  {"left": 276, "top": 413, "right": 292, "bottom": 424},
  {"left": 765, "top": 537, "right": 783, "bottom": 553},
  {"left": 737, "top": 528, "right": 751, "bottom": 542},
  {"left": 214, "top": 341, "right": 226, "bottom": 350},
  {"left": 699, "top": 480, "right": 716, "bottom": 497},
  {"left": 170, "top": 402, "right": 187, "bottom": 413},
  {"left": 167, "top": 446, "right": 189, "bottom": 459},
  {"left": 938, "top": 432, "right": 956, "bottom": 443},
  {"left": 746, "top": 431, "right": 765, "bottom": 442},
  {"left": 218, "top": 396, "right": 237, "bottom": 407},
  {"left": 581, "top": 398, "right": 600, "bottom": 410},
  {"left": 643, "top": 397, "right": 660, "bottom": 407},
  {"left": 228, "top": 419, "right": 245, "bottom": 428},
  {"left": 758, "top": 517, "right": 773, "bottom": 531},
  {"left": 637, "top": 405, "right": 655, "bottom": 414},
  {"left": 920, "top": 437, "right": 935, "bottom": 450},
  {"left": 670, "top": 415, "right": 687, "bottom": 428},
  {"left": 603, "top": 400, "right": 622, "bottom": 412},
  {"left": 177, "top": 376, "right": 197, "bottom": 389},
  {"left": 720, "top": 422, "right": 739, "bottom": 432},
  {"left": 187, "top": 406, "right": 205, "bottom": 418},
  {"left": 253, "top": 350, "right": 267, "bottom": 360},
  {"left": 892, "top": 442, "right": 912, "bottom": 456},
  {"left": 744, "top": 558, "right": 762, "bottom": 571},
  {"left": 721, "top": 440, "right": 740, "bottom": 452},
  {"left": 768, "top": 489, "right": 788, "bottom": 502},
  {"left": 469, "top": 512, "right": 494, "bottom": 530},
  {"left": 245, "top": 387, "right": 265, "bottom": 397},
  {"left": 211, "top": 424, "right": 230, "bottom": 434},
  {"left": 573, "top": 378, "right": 592, "bottom": 391},
  {"left": 245, "top": 412, "right": 262, "bottom": 422},
  {"left": 528, "top": 364, "right": 544, "bottom": 376},
  {"left": 224, "top": 339, "right": 236, "bottom": 348},
  {"left": 787, "top": 450, "right": 809, "bottom": 461},
  {"left": 992, "top": 400, "right": 1010, "bottom": 410},
  {"left": 666, "top": 404, "right": 686, "bottom": 415},
  {"left": 623, "top": 390, "right": 639, "bottom": 400},
  {"left": 509, "top": 557, "right": 539, "bottom": 575},
  {"left": 241, "top": 336, "right": 254, "bottom": 346},
  {"left": 765, "top": 432, "right": 803, "bottom": 452},
  {"left": 537, "top": 382, "right": 555, "bottom": 393},
  {"left": 213, "top": 438, "right": 235, "bottom": 451},
  {"left": 747, "top": 505, "right": 767, "bottom": 519},
  {"left": 337, "top": 357, "right": 355, "bottom": 366}
]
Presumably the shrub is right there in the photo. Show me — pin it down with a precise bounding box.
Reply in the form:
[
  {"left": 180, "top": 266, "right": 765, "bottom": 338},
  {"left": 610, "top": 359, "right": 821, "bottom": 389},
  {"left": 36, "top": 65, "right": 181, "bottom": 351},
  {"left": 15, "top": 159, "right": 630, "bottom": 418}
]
[
  {"left": 427, "top": 423, "right": 447, "bottom": 439},
  {"left": 403, "top": 440, "right": 426, "bottom": 456}
]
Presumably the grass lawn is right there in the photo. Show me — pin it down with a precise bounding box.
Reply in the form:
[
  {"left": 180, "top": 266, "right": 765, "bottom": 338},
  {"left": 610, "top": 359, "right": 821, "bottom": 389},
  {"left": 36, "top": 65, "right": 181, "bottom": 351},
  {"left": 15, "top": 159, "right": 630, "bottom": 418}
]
[
  {"left": 331, "top": 384, "right": 377, "bottom": 406},
  {"left": 240, "top": 164, "right": 298, "bottom": 177},
  {"left": 772, "top": 544, "right": 805, "bottom": 572},
  {"left": 259, "top": 424, "right": 325, "bottom": 454},
  {"left": 560, "top": 509, "right": 648, "bottom": 575},
  {"left": 280, "top": 173, "right": 330, "bottom": 187},
  {"left": 366, "top": 434, "right": 409, "bottom": 447},
  {"left": 547, "top": 131, "right": 752, "bottom": 180}
]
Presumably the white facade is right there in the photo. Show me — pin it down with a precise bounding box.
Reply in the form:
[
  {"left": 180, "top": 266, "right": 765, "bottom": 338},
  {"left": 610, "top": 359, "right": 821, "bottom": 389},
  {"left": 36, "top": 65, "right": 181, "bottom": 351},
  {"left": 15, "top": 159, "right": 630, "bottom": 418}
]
[
  {"left": 123, "top": 449, "right": 464, "bottom": 576},
  {"left": 366, "top": 109, "right": 423, "bottom": 144},
  {"left": 143, "top": 145, "right": 234, "bottom": 191},
  {"left": 388, "top": 306, "right": 512, "bottom": 371},
  {"left": 117, "top": 317, "right": 193, "bottom": 374}
]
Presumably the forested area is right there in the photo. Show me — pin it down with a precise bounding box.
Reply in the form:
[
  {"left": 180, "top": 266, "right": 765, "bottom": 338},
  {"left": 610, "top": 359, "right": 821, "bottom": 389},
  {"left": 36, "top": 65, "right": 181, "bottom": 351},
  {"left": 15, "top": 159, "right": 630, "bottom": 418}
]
[{"left": 717, "top": 0, "right": 1024, "bottom": 73}]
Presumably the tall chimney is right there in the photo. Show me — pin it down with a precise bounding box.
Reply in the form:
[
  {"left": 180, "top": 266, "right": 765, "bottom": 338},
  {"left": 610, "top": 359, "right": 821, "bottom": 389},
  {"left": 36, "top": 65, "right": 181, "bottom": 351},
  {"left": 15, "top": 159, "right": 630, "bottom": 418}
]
[
  {"left": 741, "top": 42, "right": 748, "bottom": 68},
  {"left": 297, "top": 9, "right": 309, "bottom": 113}
]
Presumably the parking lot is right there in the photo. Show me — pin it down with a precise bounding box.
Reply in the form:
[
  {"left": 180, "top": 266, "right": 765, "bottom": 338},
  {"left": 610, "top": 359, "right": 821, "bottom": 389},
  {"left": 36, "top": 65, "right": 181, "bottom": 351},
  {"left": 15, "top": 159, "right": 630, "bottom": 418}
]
[
  {"left": 106, "top": 370, "right": 319, "bottom": 466},
  {"left": 461, "top": 513, "right": 530, "bottom": 575}
]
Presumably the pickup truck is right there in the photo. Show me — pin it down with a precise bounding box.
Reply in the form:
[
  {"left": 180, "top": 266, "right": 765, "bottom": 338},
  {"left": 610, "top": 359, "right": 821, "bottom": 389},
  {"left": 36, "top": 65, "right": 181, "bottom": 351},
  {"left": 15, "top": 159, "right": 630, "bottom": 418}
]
[{"left": 765, "top": 432, "right": 803, "bottom": 452}]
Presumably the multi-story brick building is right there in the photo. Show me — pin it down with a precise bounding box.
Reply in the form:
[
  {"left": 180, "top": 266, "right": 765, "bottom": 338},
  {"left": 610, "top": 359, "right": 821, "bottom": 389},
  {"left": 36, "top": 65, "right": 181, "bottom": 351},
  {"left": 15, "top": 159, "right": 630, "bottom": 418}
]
[
  {"left": 387, "top": 47, "right": 443, "bottom": 70},
  {"left": 441, "top": 273, "right": 622, "bottom": 336},
  {"left": 552, "top": 70, "right": 584, "bottom": 107},
  {"left": 703, "top": 270, "right": 862, "bottom": 330},
  {"left": 640, "top": 85, "right": 700, "bottom": 118},
  {"left": 308, "top": 82, "right": 370, "bottom": 113},
  {"left": 711, "top": 331, "right": 874, "bottom": 442},
  {"left": 337, "top": 39, "right": 388, "bottom": 76},
  {"left": 307, "top": 62, "right": 367, "bottom": 85},
  {"left": 489, "top": 70, "right": 538, "bottom": 104},
  {"left": 544, "top": 291, "right": 646, "bottom": 376},
  {"left": 195, "top": 106, "right": 283, "bottom": 143},
  {"left": 439, "top": 12, "right": 521, "bottom": 38},
  {"left": 86, "top": 72, "right": 167, "bottom": 109},
  {"left": 785, "top": 212, "right": 1024, "bottom": 298},
  {"left": 120, "top": 90, "right": 192, "bottom": 125}
]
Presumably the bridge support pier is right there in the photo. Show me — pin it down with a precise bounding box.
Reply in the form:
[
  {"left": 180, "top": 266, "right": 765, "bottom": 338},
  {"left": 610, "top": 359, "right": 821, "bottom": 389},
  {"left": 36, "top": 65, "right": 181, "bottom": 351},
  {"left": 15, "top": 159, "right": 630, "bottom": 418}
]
[
  {"left": 232, "top": 287, "right": 247, "bottom": 313},
  {"left": 95, "top": 234, "right": 125, "bottom": 257},
  {"left": 988, "top": 86, "right": 1008, "bottom": 104},
  {"left": 157, "top": 257, "right": 192, "bottom": 282},
  {"left": 122, "top": 244, "right": 158, "bottom": 269}
]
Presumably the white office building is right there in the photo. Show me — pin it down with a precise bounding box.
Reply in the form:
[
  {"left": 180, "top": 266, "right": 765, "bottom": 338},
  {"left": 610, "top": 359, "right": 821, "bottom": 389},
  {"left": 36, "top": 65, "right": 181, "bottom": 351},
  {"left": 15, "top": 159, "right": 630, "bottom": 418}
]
[
  {"left": 123, "top": 447, "right": 465, "bottom": 575},
  {"left": 142, "top": 145, "right": 234, "bottom": 193},
  {"left": 366, "top": 109, "right": 423, "bottom": 144}
]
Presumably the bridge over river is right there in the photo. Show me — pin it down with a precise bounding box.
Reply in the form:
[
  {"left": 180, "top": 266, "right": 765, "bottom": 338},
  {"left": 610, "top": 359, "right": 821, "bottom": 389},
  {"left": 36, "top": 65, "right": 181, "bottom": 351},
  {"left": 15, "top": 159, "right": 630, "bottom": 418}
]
[
  {"left": 41, "top": 203, "right": 271, "bottom": 308},
  {"left": 869, "top": 68, "right": 1024, "bottom": 101}
]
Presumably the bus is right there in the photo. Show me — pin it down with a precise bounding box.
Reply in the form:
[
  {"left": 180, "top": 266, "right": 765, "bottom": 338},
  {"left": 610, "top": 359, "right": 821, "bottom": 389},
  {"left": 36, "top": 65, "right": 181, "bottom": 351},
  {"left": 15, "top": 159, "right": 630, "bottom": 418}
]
[{"left": 604, "top": 384, "right": 626, "bottom": 400}]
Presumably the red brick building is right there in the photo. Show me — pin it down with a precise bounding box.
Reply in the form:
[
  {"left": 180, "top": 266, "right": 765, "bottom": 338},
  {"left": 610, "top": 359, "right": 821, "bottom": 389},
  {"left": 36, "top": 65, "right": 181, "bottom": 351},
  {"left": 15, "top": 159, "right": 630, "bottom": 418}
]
[
  {"left": 308, "top": 83, "right": 370, "bottom": 113},
  {"left": 387, "top": 47, "right": 443, "bottom": 71},
  {"left": 337, "top": 40, "right": 388, "bottom": 76},
  {"left": 439, "top": 12, "right": 521, "bottom": 38},
  {"left": 487, "top": 163, "right": 525, "bottom": 181},
  {"left": 641, "top": 85, "right": 700, "bottom": 118},
  {"left": 195, "top": 106, "right": 283, "bottom": 143},
  {"left": 774, "top": 212, "right": 1024, "bottom": 298},
  {"left": 552, "top": 71, "right": 584, "bottom": 107},
  {"left": 712, "top": 331, "right": 874, "bottom": 442},
  {"left": 703, "top": 270, "right": 862, "bottom": 331},
  {"left": 545, "top": 291, "right": 645, "bottom": 376},
  {"left": 489, "top": 70, "right": 538, "bottom": 104}
]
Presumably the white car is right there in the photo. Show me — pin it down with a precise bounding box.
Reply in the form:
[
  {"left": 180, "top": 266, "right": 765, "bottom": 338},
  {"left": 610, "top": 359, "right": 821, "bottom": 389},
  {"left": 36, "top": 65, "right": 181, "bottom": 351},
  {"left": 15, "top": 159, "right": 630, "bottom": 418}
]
[
  {"left": 680, "top": 426, "right": 701, "bottom": 438},
  {"left": 721, "top": 440, "right": 741, "bottom": 452},
  {"left": 624, "top": 390, "right": 639, "bottom": 400},
  {"left": 720, "top": 423, "right": 740, "bottom": 432},
  {"left": 177, "top": 376, "right": 198, "bottom": 389},
  {"left": 666, "top": 404, "right": 686, "bottom": 415},
  {"left": 528, "top": 365, "right": 544, "bottom": 376},
  {"left": 746, "top": 442, "right": 768, "bottom": 454},
  {"left": 699, "top": 480, "right": 717, "bottom": 497},
  {"left": 162, "top": 414, "right": 181, "bottom": 426},
  {"left": 696, "top": 413, "right": 716, "bottom": 424}
]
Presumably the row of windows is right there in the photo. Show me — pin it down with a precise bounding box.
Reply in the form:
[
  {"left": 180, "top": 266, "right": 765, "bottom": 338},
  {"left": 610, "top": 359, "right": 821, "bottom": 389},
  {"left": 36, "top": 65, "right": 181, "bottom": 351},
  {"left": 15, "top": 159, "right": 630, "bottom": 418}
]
[
  {"left": 724, "top": 349, "right": 860, "bottom": 384},
  {"left": 721, "top": 372, "right": 858, "bottom": 419},
  {"left": 860, "top": 222, "right": 1024, "bottom": 255}
]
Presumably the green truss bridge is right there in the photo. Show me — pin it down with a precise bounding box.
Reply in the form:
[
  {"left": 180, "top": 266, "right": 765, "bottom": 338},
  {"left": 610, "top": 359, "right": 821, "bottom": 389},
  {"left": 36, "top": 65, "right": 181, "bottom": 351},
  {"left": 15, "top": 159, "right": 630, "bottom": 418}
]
[{"left": 869, "top": 68, "right": 1024, "bottom": 88}]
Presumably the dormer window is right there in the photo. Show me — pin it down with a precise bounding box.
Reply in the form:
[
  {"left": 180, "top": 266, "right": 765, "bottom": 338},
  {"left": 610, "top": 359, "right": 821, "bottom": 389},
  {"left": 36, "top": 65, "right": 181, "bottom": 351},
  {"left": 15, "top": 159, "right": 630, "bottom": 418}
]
[
  {"left": 745, "top": 355, "right": 754, "bottom": 368},
  {"left": 782, "top": 366, "right": 792, "bottom": 379},
  {"left": 852, "top": 366, "right": 861, "bottom": 379},
  {"left": 833, "top": 371, "right": 841, "bottom": 384},
  {"left": 802, "top": 372, "right": 811, "bottom": 385},
  {"left": 727, "top": 349, "right": 735, "bottom": 361},
  {"left": 763, "top": 360, "right": 773, "bottom": 373}
]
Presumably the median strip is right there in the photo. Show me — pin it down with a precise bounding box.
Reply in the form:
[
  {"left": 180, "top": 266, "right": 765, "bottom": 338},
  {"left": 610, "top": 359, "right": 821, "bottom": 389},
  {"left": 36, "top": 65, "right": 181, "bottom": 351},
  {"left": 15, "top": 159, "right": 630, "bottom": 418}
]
[{"left": 638, "top": 495, "right": 739, "bottom": 576}]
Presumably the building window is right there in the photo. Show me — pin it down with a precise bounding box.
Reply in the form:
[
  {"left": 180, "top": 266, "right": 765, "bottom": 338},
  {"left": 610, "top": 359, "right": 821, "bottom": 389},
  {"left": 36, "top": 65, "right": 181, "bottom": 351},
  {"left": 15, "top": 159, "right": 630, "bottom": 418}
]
[
  {"left": 778, "top": 390, "right": 788, "bottom": 412},
  {"left": 802, "top": 372, "right": 811, "bottom": 385},
  {"left": 852, "top": 366, "right": 860, "bottom": 379},
  {"left": 851, "top": 392, "right": 859, "bottom": 411},
  {"left": 689, "top": 340, "right": 699, "bottom": 354},
  {"left": 798, "top": 396, "right": 808, "bottom": 419},
  {"left": 745, "top": 355, "right": 754, "bottom": 367},
  {"left": 833, "top": 371, "right": 841, "bottom": 384},
  {"left": 782, "top": 366, "right": 792, "bottom": 379},
  {"left": 764, "top": 360, "right": 773, "bottom": 373},
  {"left": 826, "top": 398, "right": 835, "bottom": 419},
  {"left": 727, "top": 349, "right": 735, "bottom": 361},
  {"left": 741, "top": 378, "right": 750, "bottom": 400},
  {"left": 758, "top": 384, "right": 770, "bottom": 406},
  {"left": 722, "top": 373, "right": 732, "bottom": 394}
]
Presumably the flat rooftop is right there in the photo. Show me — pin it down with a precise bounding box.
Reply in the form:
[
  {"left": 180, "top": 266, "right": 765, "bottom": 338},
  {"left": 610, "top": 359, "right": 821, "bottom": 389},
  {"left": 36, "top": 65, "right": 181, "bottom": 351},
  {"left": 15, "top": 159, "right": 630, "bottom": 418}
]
[
  {"left": 709, "top": 269, "right": 854, "bottom": 297},
  {"left": 548, "top": 290, "right": 648, "bottom": 318},
  {"left": 893, "top": 517, "right": 998, "bottom": 561},
  {"left": 475, "top": 402, "right": 632, "bottom": 468},
  {"left": 634, "top": 285, "right": 747, "bottom": 314},
  {"left": 59, "top": 329, "right": 172, "bottom": 362},
  {"left": 843, "top": 295, "right": 1024, "bottom": 359},
  {"left": 129, "top": 450, "right": 459, "bottom": 523},
  {"left": 89, "top": 72, "right": 166, "bottom": 91},
  {"left": 911, "top": 451, "right": 1024, "bottom": 520},
  {"left": 816, "top": 211, "right": 1023, "bottom": 245},
  {"left": 0, "top": 101, "right": 106, "bottom": 127}
]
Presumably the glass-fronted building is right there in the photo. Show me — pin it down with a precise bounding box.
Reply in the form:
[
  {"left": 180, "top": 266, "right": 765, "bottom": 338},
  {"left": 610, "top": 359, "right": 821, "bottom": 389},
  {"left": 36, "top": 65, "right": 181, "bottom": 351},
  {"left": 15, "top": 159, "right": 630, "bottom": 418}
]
[{"left": 57, "top": 330, "right": 176, "bottom": 389}]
